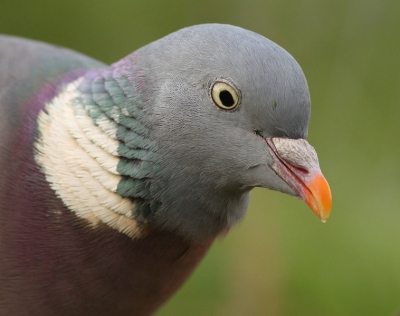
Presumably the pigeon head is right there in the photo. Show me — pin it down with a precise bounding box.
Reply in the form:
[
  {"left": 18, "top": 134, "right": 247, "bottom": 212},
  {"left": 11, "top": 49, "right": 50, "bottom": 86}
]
[{"left": 122, "top": 24, "right": 331, "bottom": 239}]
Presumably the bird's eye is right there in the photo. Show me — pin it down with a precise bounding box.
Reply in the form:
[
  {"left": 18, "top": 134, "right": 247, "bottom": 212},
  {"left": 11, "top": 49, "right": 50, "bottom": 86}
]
[{"left": 211, "top": 82, "right": 239, "bottom": 110}]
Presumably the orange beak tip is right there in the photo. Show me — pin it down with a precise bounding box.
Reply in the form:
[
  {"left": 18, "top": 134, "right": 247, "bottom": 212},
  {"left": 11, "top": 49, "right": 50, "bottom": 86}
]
[{"left": 305, "top": 172, "right": 332, "bottom": 222}]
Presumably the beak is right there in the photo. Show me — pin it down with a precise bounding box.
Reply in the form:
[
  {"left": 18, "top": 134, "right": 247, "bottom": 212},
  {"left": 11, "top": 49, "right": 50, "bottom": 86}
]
[{"left": 266, "top": 137, "right": 332, "bottom": 222}]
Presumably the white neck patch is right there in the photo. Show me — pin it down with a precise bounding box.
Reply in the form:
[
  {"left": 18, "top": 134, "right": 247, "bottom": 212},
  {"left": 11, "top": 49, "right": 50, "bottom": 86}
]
[{"left": 35, "top": 78, "right": 141, "bottom": 238}]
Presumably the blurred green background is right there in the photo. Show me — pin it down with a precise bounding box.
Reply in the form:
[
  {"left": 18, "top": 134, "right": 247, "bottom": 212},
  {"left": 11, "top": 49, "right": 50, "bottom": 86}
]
[{"left": 1, "top": 0, "right": 399, "bottom": 315}]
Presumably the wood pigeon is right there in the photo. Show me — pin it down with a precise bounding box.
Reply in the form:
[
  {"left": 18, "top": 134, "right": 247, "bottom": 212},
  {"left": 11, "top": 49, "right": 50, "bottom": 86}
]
[{"left": 0, "top": 24, "right": 331, "bottom": 315}]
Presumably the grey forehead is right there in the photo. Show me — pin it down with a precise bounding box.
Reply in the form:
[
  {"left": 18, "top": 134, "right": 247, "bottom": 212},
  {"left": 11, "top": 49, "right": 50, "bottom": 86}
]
[{"left": 141, "top": 24, "right": 297, "bottom": 76}]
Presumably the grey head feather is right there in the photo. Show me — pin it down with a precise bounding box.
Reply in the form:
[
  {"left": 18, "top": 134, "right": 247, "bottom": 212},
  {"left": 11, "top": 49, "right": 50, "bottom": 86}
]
[{"left": 120, "top": 24, "right": 311, "bottom": 240}]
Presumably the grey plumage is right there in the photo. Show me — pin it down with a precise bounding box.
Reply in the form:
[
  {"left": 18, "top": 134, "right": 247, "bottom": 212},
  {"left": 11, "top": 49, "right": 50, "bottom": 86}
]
[{"left": 133, "top": 24, "right": 311, "bottom": 239}]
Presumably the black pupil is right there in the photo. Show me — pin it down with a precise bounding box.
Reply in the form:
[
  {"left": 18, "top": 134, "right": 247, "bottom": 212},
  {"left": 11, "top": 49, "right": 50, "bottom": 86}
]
[{"left": 219, "top": 90, "right": 235, "bottom": 107}]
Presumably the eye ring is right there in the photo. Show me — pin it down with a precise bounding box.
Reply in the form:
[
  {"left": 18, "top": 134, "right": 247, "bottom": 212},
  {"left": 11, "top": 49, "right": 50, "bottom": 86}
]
[{"left": 211, "top": 81, "right": 240, "bottom": 110}]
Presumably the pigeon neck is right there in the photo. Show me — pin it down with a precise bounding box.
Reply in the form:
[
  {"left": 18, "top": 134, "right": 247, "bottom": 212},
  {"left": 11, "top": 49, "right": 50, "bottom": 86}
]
[{"left": 35, "top": 64, "right": 156, "bottom": 239}]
